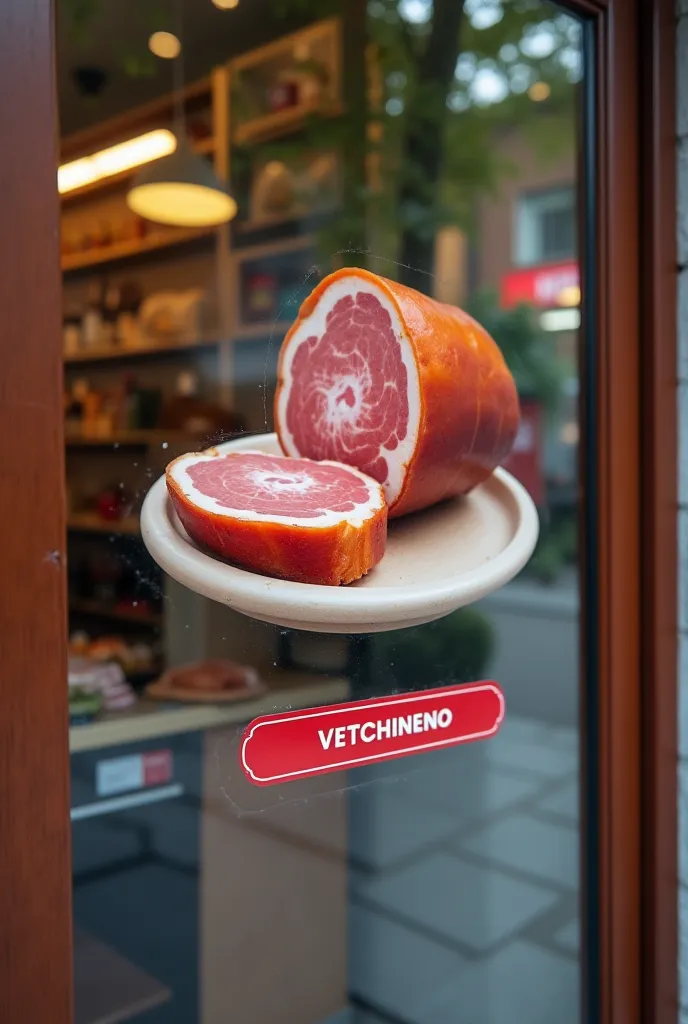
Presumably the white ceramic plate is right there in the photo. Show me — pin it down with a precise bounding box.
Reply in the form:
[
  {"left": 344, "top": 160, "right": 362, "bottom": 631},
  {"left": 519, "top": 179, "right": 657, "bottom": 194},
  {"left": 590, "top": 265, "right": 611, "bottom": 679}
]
[{"left": 141, "top": 433, "right": 539, "bottom": 634}]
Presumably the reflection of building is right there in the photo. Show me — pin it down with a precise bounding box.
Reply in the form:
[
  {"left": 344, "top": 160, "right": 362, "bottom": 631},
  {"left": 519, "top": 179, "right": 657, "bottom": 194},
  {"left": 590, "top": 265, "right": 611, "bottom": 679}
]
[{"left": 474, "top": 126, "right": 578, "bottom": 507}]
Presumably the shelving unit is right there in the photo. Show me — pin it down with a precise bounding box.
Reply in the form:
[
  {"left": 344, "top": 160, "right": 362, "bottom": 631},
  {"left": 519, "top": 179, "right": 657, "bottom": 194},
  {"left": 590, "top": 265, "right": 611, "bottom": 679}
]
[
  {"left": 234, "top": 100, "right": 341, "bottom": 147},
  {"left": 69, "top": 599, "right": 162, "bottom": 626},
  {"left": 61, "top": 226, "right": 215, "bottom": 273},
  {"left": 231, "top": 19, "right": 342, "bottom": 146},
  {"left": 65, "top": 429, "right": 199, "bottom": 448},
  {"left": 61, "top": 136, "right": 216, "bottom": 206},
  {"left": 67, "top": 512, "right": 141, "bottom": 536},
  {"left": 62, "top": 19, "right": 344, "bottom": 700},
  {"left": 64, "top": 336, "right": 219, "bottom": 365}
]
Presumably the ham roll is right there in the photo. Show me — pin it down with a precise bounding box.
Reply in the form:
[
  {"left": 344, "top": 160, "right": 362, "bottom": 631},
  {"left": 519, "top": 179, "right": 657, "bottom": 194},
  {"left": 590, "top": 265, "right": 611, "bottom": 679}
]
[{"left": 275, "top": 268, "right": 520, "bottom": 518}]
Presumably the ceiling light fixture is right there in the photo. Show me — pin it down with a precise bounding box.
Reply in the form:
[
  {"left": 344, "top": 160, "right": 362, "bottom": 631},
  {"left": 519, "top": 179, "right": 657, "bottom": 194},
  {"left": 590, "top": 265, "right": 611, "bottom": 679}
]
[
  {"left": 149, "top": 31, "right": 182, "bottom": 59},
  {"left": 211, "top": 0, "right": 240, "bottom": 9},
  {"left": 127, "top": 1, "right": 236, "bottom": 227},
  {"left": 127, "top": 141, "right": 237, "bottom": 226},
  {"left": 58, "top": 129, "right": 177, "bottom": 195}
]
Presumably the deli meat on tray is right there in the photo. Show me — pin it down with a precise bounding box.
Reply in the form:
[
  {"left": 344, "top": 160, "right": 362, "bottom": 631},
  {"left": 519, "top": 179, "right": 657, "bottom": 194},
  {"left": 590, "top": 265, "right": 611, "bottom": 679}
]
[
  {"left": 275, "top": 267, "right": 519, "bottom": 518},
  {"left": 146, "top": 659, "right": 264, "bottom": 703},
  {"left": 166, "top": 450, "right": 386, "bottom": 586},
  {"left": 158, "top": 267, "right": 521, "bottom": 591}
]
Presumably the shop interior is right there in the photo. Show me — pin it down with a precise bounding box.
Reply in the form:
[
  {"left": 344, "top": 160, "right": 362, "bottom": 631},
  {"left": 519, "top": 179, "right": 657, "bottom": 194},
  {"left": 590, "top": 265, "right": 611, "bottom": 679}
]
[{"left": 60, "top": 2, "right": 582, "bottom": 1022}]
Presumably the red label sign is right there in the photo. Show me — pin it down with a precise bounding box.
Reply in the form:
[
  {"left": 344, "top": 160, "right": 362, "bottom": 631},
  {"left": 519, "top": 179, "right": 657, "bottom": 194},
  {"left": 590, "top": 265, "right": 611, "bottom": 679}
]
[
  {"left": 142, "top": 749, "right": 173, "bottom": 787},
  {"left": 240, "top": 682, "right": 505, "bottom": 786},
  {"left": 501, "top": 261, "right": 579, "bottom": 309}
]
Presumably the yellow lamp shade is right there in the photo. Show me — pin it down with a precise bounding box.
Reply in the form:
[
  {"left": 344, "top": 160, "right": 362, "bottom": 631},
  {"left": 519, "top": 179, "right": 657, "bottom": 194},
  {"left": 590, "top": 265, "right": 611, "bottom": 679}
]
[{"left": 126, "top": 142, "right": 237, "bottom": 227}]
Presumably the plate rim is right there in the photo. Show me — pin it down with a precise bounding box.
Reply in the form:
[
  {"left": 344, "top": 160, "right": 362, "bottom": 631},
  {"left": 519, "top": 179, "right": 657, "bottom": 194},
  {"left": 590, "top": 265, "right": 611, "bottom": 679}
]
[{"left": 140, "top": 432, "right": 539, "bottom": 628}]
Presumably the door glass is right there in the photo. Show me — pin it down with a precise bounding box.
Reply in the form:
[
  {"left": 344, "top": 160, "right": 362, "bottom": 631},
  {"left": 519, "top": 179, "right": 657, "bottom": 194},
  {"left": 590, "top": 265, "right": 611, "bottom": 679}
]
[{"left": 59, "top": 1, "right": 584, "bottom": 1021}]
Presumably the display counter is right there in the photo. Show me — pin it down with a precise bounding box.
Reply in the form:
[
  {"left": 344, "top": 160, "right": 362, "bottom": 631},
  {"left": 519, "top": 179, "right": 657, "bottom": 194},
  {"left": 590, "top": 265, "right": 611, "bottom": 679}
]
[{"left": 69, "top": 668, "right": 349, "bottom": 754}]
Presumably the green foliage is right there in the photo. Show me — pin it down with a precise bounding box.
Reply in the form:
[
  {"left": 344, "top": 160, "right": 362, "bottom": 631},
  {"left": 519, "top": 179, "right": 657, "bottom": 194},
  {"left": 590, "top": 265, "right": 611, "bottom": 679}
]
[
  {"left": 465, "top": 289, "right": 565, "bottom": 414},
  {"left": 523, "top": 510, "right": 577, "bottom": 584},
  {"left": 374, "top": 607, "right": 495, "bottom": 690},
  {"left": 62, "top": 0, "right": 581, "bottom": 272}
]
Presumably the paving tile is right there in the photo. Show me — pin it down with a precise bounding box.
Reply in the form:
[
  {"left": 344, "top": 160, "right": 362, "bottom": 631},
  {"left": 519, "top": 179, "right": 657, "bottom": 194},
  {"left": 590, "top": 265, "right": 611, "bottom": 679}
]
[
  {"left": 401, "top": 761, "right": 546, "bottom": 821},
  {"left": 553, "top": 917, "right": 580, "bottom": 954},
  {"left": 356, "top": 850, "right": 559, "bottom": 953},
  {"left": 535, "top": 781, "right": 579, "bottom": 825},
  {"left": 414, "top": 941, "right": 580, "bottom": 1024},
  {"left": 348, "top": 903, "right": 464, "bottom": 1022},
  {"left": 456, "top": 813, "right": 579, "bottom": 889},
  {"left": 348, "top": 789, "right": 462, "bottom": 871},
  {"left": 542, "top": 725, "right": 579, "bottom": 751},
  {"left": 496, "top": 715, "right": 551, "bottom": 745},
  {"left": 321, "top": 1010, "right": 354, "bottom": 1024},
  {"left": 483, "top": 739, "right": 577, "bottom": 780}
]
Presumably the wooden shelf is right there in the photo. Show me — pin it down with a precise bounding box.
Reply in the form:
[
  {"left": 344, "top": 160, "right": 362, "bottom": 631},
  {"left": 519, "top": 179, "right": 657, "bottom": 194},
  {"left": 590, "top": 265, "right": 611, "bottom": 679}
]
[
  {"left": 61, "top": 135, "right": 216, "bottom": 204},
  {"left": 64, "top": 336, "right": 219, "bottom": 365},
  {"left": 65, "top": 429, "right": 198, "bottom": 448},
  {"left": 234, "top": 101, "right": 337, "bottom": 146},
  {"left": 74, "top": 926, "right": 170, "bottom": 1024},
  {"left": 234, "top": 321, "right": 293, "bottom": 340},
  {"left": 67, "top": 513, "right": 141, "bottom": 536},
  {"left": 61, "top": 227, "right": 215, "bottom": 274},
  {"left": 69, "top": 599, "right": 162, "bottom": 626}
]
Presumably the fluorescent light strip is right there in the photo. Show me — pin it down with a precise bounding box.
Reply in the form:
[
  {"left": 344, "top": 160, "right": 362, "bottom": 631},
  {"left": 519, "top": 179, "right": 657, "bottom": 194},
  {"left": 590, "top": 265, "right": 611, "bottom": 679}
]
[
  {"left": 58, "top": 129, "right": 177, "bottom": 195},
  {"left": 540, "top": 308, "right": 581, "bottom": 332}
]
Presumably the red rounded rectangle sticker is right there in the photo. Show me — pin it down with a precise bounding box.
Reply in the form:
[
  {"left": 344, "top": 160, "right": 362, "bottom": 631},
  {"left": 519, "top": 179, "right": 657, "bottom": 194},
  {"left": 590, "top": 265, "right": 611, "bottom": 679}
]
[{"left": 240, "top": 681, "right": 505, "bottom": 786}]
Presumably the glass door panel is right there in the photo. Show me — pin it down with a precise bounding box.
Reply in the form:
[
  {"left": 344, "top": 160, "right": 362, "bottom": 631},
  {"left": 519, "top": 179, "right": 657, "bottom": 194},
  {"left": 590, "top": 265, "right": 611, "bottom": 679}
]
[{"left": 58, "top": 2, "right": 586, "bottom": 1021}]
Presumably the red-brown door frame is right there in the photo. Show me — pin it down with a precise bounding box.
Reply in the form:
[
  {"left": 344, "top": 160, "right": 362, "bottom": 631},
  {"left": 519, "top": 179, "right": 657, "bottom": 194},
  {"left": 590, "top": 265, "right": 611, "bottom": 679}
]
[
  {"left": 0, "top": 0, "right": 677, "bottom": 1022},
  {"left": 0, "top": 0, "right": 73, "bottom": 1021}
]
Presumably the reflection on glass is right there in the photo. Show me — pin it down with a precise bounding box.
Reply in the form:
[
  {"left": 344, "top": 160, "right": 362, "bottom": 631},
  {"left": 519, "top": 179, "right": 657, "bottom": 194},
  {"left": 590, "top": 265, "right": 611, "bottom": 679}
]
[{"left": 61, "top": 1, "right": 582, "bottom": 1021}]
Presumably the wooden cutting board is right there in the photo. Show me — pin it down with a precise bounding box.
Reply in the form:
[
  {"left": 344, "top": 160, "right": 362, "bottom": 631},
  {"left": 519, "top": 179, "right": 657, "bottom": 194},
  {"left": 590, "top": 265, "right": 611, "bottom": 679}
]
[{"left": 146, "top": 672, "right": 266, "bottom": 705}]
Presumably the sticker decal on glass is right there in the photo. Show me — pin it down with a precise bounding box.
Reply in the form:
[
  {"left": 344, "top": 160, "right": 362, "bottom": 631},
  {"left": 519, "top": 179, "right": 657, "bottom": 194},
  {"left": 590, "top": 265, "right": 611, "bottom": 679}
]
[{"left": 240, "top": 681, "right": 504, "bottom": 786}]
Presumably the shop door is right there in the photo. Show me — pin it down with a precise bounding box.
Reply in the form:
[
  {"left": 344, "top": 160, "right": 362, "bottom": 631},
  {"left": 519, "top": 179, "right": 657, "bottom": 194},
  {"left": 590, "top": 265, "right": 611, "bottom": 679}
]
[{"left": 0, "top": 1, "right": 677, "bottom": 1023}]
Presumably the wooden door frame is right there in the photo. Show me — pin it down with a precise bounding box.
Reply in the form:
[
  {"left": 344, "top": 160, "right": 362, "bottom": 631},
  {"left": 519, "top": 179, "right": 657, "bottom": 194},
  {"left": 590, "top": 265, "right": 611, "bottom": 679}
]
[
  {"left": 0, "top": 0, "right": 73, "bottom": 1021},
  {"left": 0, "top": 0, "right": 677, "bottom": 1022}
]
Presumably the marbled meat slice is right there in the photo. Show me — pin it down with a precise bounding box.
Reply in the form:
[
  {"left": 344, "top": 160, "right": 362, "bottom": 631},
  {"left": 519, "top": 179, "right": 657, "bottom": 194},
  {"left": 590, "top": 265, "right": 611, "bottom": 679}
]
[
  {"left": 275, "top": 268, "right": 520, "bottom": 518},
  {"left": 166, "top": 450, "right": 387, "bottom": 586}
]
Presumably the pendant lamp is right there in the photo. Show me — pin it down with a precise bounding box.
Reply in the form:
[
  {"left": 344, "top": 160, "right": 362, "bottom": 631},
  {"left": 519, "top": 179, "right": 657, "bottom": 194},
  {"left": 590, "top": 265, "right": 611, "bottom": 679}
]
[
  {"left": 127, "top": 138, "right": 237, "bottom": 226},
  {"left": 127, "top": 2, "right": 237, "bottom": 227}
]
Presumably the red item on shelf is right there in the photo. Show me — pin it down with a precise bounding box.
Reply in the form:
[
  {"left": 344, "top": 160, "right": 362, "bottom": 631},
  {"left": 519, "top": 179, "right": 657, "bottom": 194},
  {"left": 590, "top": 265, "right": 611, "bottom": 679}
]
[
  {"left": 267, "top": 81, "right": 299, "bottom": 112},
  {"left": 96, "top": 490, "right": 127, "bottom": 521}
]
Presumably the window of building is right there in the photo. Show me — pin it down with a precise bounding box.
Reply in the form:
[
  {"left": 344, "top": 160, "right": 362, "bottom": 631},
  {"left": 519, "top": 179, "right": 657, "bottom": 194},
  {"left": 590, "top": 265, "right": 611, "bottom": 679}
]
[{"left": 514, "top": 186, "right": 576, "bottom": 266}]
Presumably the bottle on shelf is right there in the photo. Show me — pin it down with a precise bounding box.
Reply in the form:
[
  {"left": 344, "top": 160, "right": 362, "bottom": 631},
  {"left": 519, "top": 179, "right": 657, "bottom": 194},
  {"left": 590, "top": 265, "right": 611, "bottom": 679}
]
[
  {"left": 62, "top": 305, "right": 83, "bottom": 358},
  {"left": 116, "top": 280, "right": 143, "bottom": 350},
  {"left": 81, "top": 280, "right": 104, "bottom": 349},
  {"left": 101, "top": 282, "right": 121, "bottom": 347}
]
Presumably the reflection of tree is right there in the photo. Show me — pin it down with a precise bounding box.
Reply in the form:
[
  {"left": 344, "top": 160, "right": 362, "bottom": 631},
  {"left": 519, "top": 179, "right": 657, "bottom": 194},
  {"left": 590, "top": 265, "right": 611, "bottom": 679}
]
[
  {"left": 64, "top": 0, "right": 581, "bottom": 291},
  {"left": 367, "top": 0, "right": 581, "bottom": 288}
]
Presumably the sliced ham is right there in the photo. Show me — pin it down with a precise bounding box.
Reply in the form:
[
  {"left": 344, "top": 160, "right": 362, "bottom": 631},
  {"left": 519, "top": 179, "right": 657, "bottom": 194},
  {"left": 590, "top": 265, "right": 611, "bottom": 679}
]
[
  {"left": 166, "top": 449, "right": 387, "bottom": 586},
  {"left": 275, "top": 268, "right": 520, "bottom": 518}
]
